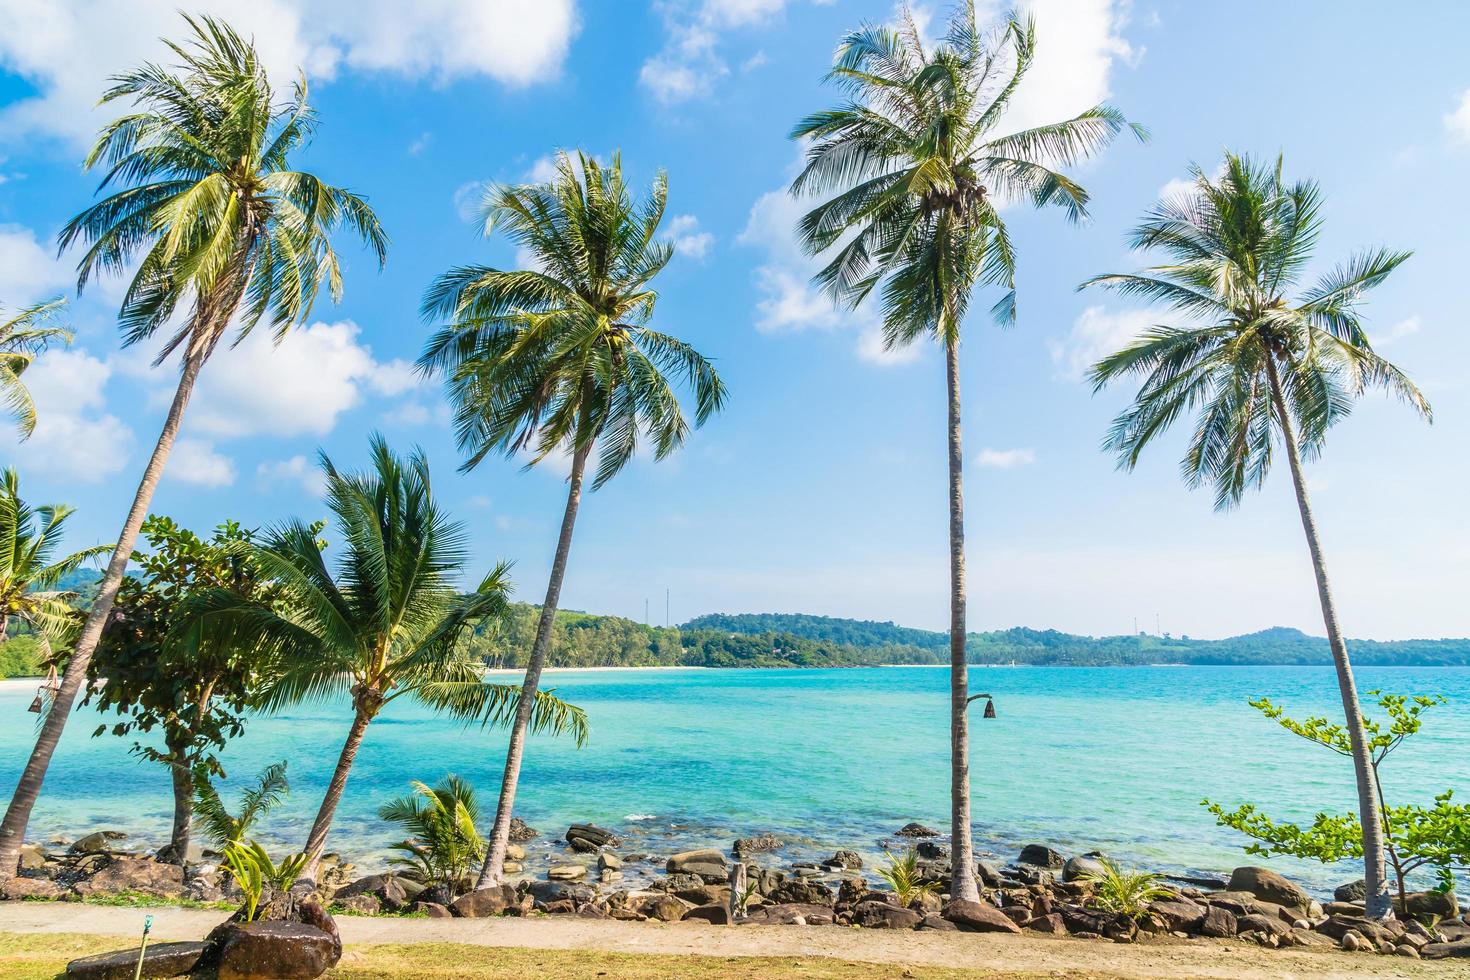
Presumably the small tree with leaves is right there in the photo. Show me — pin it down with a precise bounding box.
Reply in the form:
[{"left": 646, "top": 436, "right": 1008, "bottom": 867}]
[
  {"left": 1205, "top": 692, "right": 1470, "bottom": 911},
  {"left": 85, "top": 516, "right": 294, "bottom": 863}
]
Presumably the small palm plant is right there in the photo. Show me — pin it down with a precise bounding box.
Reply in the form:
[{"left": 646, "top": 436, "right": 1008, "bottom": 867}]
[
  {"left": 191, "top": 761, "right": 290, "bottom": 849},
  {"left": 877, "top": 849, "right": 942, "bottom": 907},
  {"left": 379, "top": 775, "right": 484, "bottom": 901},
  {"left": 1079, "top": 857, "right": 1167, "bottom": 920},
  {"left": 223, "top": 842, "right": 309, "bottom": 922},
  {"left": 0, "top": 299, "right": 69, "bottom": 440}
]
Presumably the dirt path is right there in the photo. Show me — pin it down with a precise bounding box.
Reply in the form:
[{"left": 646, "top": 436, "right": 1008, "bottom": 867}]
[{"left": 2, "top": 902, "right": 1465, "bottom": 980}]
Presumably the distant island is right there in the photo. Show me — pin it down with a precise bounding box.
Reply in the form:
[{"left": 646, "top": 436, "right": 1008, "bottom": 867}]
[{"left": 2, "top": 569, "right": 1465, "bottom": 678}]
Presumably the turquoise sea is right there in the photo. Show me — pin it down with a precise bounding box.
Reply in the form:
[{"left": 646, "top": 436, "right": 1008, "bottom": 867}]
[{"left": 3, "top": 665, "right": 1467, "bottom": 896}]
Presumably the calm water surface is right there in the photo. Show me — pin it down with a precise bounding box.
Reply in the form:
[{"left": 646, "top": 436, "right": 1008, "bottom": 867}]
[{"left": 3, "top": 665, "right": 1466, "bottom": 895}]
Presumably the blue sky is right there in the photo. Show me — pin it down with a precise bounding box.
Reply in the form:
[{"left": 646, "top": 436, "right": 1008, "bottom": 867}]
[{"left": 1, "top": 0, "right": 1467, "bottom": 640}]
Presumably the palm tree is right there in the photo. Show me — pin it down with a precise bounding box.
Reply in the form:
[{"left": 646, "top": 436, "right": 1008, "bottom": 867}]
[
  {"left": 0, "top": 469, "right": 109, "bottom": 661},
  {"left": 183, "top": 437, "right": 587, "bottom": 877},
  {"left": 0, "top": 15, "right": 387, "bottom": 883},
  {"left": 0, "top": 299, "right": 70, "bottom": 440},
  {"left": 789, "top": 6, "right": 1141, "bottom": 901},
  {"left": 419, "top": 150, "right": 727, "bottom": 887},
  {"left": 191, "top": 761, "right": 291, "bottom": 849},
  {"left": 1084, "top": 152, "right": 1430, "bottom": 920},
  {"left": 380, "top": 775, "right": 484, "bottom": 901}
]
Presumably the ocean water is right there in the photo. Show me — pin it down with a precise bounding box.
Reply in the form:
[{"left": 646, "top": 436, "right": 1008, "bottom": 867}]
[{"left": 2, "top": 665, "right": 1466, "bottom": 896}]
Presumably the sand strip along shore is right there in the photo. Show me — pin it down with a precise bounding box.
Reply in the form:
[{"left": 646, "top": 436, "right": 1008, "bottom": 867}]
[{"left": 2, "top": 902, "right": 1466, "bottom": 980}]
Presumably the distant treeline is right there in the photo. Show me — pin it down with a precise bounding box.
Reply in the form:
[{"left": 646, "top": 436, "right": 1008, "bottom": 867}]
[{"left": 6, "top": 571, "right": 1467, "bottom": 678}]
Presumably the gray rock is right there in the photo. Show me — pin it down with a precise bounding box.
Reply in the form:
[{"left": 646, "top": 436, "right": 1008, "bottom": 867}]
[
  {"left": 639, "top": 894, "right": 691, "bottom": 922},
  {"left": 65, "top": 941, "right": 207, "bottom": 979},
  {"left": 527, "top": 880, "right": 595, "bottom": 905},
  {"left": 894, "top": 822, "right": 940, "bottom": 838},
  {"left": 1199, "top": 905, "right": 1236, "bottom": 938},
  {"left": 410, "top": 901, "right": 453, "bottom": 918},
  {"left": 944, "top": 899, "right": 1021, "bottom": 934},
  {"left": 666, "top": 848, "right": 728, "bottom": 883},
  {"left": 827, "top": 850, "right": 863, "bottom": 870},
  {"left": 732, "top": 834, "right": 782, "bottom": 857},
  {"left": 451, "top": 885, "right": 520, "bottom": 918},
  {"left": 69, "top": 831, "right": 127, "bottom": 855},
  {"left": 547, "top": 865, "right": 587, "bottom": 881},
  {"left": 1334, "top": 879, "right": 1367, "bottom": 903},
  {"left": 769, "top": 878, "right": 834, "bottom": 907},
  {"left": 1237, "top": 913, "right": 1292, "bottom": 939},
  {"left": 745, "top": 902, "right": 835, "bottom": 925},
  {"left": 1226, "top": 866, "right": 1311, "bottom": 913},
  {"left": 565, "top": 824, "right": 618, "bottom": 849},
  {"left": 1017, "top": 845, "right": 1064, "bottom": 869},
  {"left": 853, "top": 900, "right": 922, "bottom": 929},
  {"left": 73, "top": 856, "right": 185, "bottom": 900},
  {"left": 682, "top": 903, "right": 731, "bottom": 924},
  {"left": 919, "top": 913, "right": 959, "bottom": 931},
  {"left": 598, "top": 852, "right": 621, "bottom": 871},
  {"left": 1061, "top": 854, "right": 1107, "bottom": 882},
  {"left": 1424, "top": 940, "right": 1470, "bottom": 959},
  {"left": 1400, "top": 890, "right": 1458, "bottom": 919},
  {"left": 1148, "top": 898, "right": 1207, "bottom": 933}
]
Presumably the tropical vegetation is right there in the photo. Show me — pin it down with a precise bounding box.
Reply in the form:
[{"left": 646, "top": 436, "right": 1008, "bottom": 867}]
[
  {"left": 1206, "top": 692, "right": 1470, "bottom": 912},
  {"left": 379, "top": 775, "right": 485, "bottom": 902},
  {"left": 419, "top": 150, "right": 725, "bottom": 888},
  {"left": 0, "top": 14, "right": 387, "bottom": 884},
  {"left": 789, "top": 3, "right": 1140, "bottom": 902},
  {"left": 0, "top": 299, "right": 70, "bottom": 440},
  {"left": 1078, "top": 857, "right": 1168, "bottom": 921},
  {"left": 176, "top": 437, "right": 587, "bottom": 877},
  {"left": 1086, "top": 152, "right": 1432, "bottom": 919}
]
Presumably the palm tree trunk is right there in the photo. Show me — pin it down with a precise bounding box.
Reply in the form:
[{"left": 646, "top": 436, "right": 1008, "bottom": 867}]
[
  {"left": 302, "top": 698, "right": 378, "bottom": 878},
  {"left": 944, "top": 330, "right": 979, "bottom": 904},
  {"left": 477, "top": 441, "right": 592, "bottom": 888},
  {"left": 0, "top": 347, "right": 207, "bottom": 885},
  {"left": 1265, "top": 357, "right": 1391, "bottom": 920}
]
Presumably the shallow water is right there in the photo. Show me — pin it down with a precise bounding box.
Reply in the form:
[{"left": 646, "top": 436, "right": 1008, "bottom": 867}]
[{"left": 3, "top": 665, "right": 1466, "bottom": 895}]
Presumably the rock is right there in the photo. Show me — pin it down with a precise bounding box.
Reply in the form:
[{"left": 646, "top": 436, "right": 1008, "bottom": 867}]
[
  {"left": 1334, "top": 879, "right": 1366, "bottom": 903},
  {"left": 1025, "top": 913, "right": 1067, "bottom": 935},
  {"left": 330, "top": 894, "right": 380, "bottom": 915},
  {"left": 1226, "top": 867, "right": 1311, "bottom": 913},
  {"left": 976, "top": 860, "right": 1004, "bottom": 888},
  {"left": 73, "top": 856, "right": 185, "bottom": 900},
  {"left": 1010, "top": 865, "right": 1056, "bottom": 887},
  {"left": 1341, "top": 931, "right": 1364, "bottom": 952},
  {"left": 836, "top": 878, "right": 867, "bottom": 907},
  {"left": 640, "top": 894, "right": 691, "bottom": 922},
  {"left": 3, "top": 876, "right": 66, "bottom": 900},
  {"left": 853, "top": 900, "right": 922, "bottom": 930},
  {"left": 1423, "top": 940, "right": 1470, "bottom": 960},
  {"left": 1400, "top": 890, "right": 1458, "bottom": 919},
  {"left": 1199, "top": 905, "right": 1236, "bottom": 938},
  {"left": 827, "top": 850, "right": 863, "bottom": 870},
  {"left": 768, "top": 878, "right": 833, "bottom": 907},
  {"left": 944, "top": 899, "right": 1022, "bottom": 934},
  {"left": 1396, "top": 945, "right": 1421, "bottom": 958},
  {"left": 565, "top": 824, "right": 618, "bottom": 849},
  {"left": 894, "top": 822, "right": 940, "bottom": 838},
  {"left": 1238, "top": 913, "right": 1292, "bottom": 939},
  {"left": 915, "top": 841, "right": 948, "bottom": 861},
  {"left": 211, "top": 921, "right": 340, "bottom": 980},
  {"left": 920, "top": 913, "right": 958, "bottom": 931},
  {"left": 333, "top": 874, "right": 420, "bottom": 912},
  {"left": 1017, "top": 845, "right": 1064, "bottom": 869},
  {"left": 673, "top": 883, "right": 729, "bottom": 907},
  {"left": 451, "top": 885, "right": 520, "bottom": 918},
  {"left": 507, "top": 817, "right": 539, "bottom": 842},
  {"left": 683, "top": 903, "right": 731, "bottom": 925},
  {"left": 733, "top": 835, "right": 782, "bottom": 857},
  {"left": 65, "top": 941, "right": 208, "bottom": 979},
  {"left": 1061, "top": 854, "right": 1107, "bottom": 882},
  {"left": 568, "top": 837, "right": 600, "bottom": 854},
  {"left": 547, "top": 865, "right": 588, "bottom": 881},
  {"left": 666, "top": 849, "right": 728, "bottom": 883},
  {"left": 17, "top": 844, "right": 47, "bottom": 873},
  {"left": 1315, "top": 914, "right": 1405, "bottom": 946},
  {"left": 70, "top": 831, "right": 127, "bottom": 855},
  {"left": 598, "top": 852, "right": 621, "bottom": 871},
  {"left": 746, "top": 903, "right": 835, "bottom": 925},
  {"left": 1322, "top": 901, "right": 1364, "bottom": 916},
  {"left": 410, "top": 901, "right": 452, "bottom": 918},
  {"left": 527, "top": 880, "right": 595, "bottom": 906},
  {"left": 1148, "top": 898, "right": 1207, "bottom": 933}
]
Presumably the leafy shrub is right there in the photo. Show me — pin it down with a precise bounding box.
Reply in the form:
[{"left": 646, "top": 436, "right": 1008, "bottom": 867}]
[
  {"left": 1080, "top": 858, "right": 1168, "bottom": 920},
  {"left": 877, "top": 849, "right": 941, "bottom": 906},
  {"left": 379, "top": 775, "right": 484, "bottom": 900}
]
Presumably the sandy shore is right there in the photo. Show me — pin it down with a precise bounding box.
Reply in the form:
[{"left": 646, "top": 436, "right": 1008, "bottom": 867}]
[{"left": 1, "top": 903, "right": 1463, "bottom": 980}]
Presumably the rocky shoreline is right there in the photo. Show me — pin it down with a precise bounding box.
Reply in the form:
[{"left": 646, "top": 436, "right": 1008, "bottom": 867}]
[{"left": 7, "top": 822, "right": 1470, "bottom": 966}]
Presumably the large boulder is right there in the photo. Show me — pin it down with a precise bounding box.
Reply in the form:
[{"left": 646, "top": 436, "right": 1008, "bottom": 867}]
[
  {"left": 565, "top": 824, "right": 618, "bottom": 849},
  {"left": 1226, "top": 867, "right": 1311, "bottom": 913},
  {"left": 943, "top": 899, "right": 1022, "bottom": 934},
  {"left": 70, "top": 831, "right": 127, "bottom": 855},
  {"left": 853, "top": 900, "right": 922, "bottom": 930},
  {"left": 3, "top": 876, "right": 66, "bottom": 900},
  {"left": 1315, "top": 914, "right": 1405, "bottom": 946},
  {"left": 1423, "top": 940, "right": 1470, "bottom": 960},
  {"left": 1148, "top": 897, "right": 1207, "bottom": 933},
  {"left": 527, "top": 880, "right": 595, "bottom": 906},
  {"left": 1017, "top": 845, "right": 1064, "bottom": 869},
  {"left": 73, "top": 856, "right": 185, "bottom": 900},
  {"left": 745, "top": 902, "right": 835, "bottom": 925},
  {"left": 1400, "top": 890, "right": 1458, "bottom": 919},
  {"left": 331, "top": 874, "right": 421, "bottom": 912},
  {"left": 894, "top": 822, "right": 940, "bottom": 838},
  {"left": 768, "top": 878, "right": 833, "bottom": 907},
  {"left": 1199, "top": 905, "right": 1237, "bottom": 938},
  {"left": 1334, "top": 879, "right": 1366, "bottom": 903},
  {"left": 509, "top": 817, "right": 539, "bottom": 842},
  {"left": 451, "top": 885, "right": 521, "bottom": 918},
  {"left": 639, "top": 893, "right": 691, "bottom": 922},
  {"left": 1061, "top": 854, "right": 1107, "bottom": 882},
  {"left": 827, "top": 850, "right": 863, "bottom": 870},
  {"left": 65, "top": 941, "right": 208, "bottom": 979},
  {"left": 733, "top": 835, "right": 782, "bottom": 857},
  {"left": 212, "top": 921, "right": 339, "bottom": 980},
  {"left": 547, "top": 865, "right": 587, "bottom": 881},
  {"left": 666, "top": 849, "right": 728, "bottom": 883},
  {"left": 682, "top": 903, "right": 731, "bottom": 925},
  {"left": 1236, "top": 913, "right": 1292, "bottom": 939}
]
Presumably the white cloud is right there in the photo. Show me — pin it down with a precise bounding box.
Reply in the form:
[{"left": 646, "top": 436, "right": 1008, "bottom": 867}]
[
  {"left": 0, "top": 0, "right": 579, "bottom": 145},
  {"left": 641, "top": 0, "right": 823, "bottom": 104},
  {"left": 1048, "top": 305, "right": 1156, "bottom": 382},
  {"left": 1446, "top": 89, "right": 1470, "bottom": 144},
  {"left": 257, "top": 455, "right": 327, "bottom": 497},
  {"left": 407, "top": 131, "right": 432, "bottom": 156},
  {"left": 0, "top": 224, "right": 71, "bottom": 304},
  {"left": 5, "top": 349, "right": 133, "bottom": 482},
  {"left": 168, "top": 438, "right": 236, "bottom": 487},
  {"left": 664, "top": 214, "right": 715, "bottom": 260},
  {"left": 1157, "top": 176, "right": 1197, "bottom": 201},
  {"left": 1373, "top": 315, "right": 1421, "bottom": 347},
  {"left": 740, "top": 50, "right": 768, "bottom": 72},
  {"left": 182, "top": 320, "right": 421, "bottom": 439},
  {"left": 975, "top": 447, "right": 1036, "bottom": 469},
  {"left": 995, "top": 0, "right": 1139, "bottom": 136}
]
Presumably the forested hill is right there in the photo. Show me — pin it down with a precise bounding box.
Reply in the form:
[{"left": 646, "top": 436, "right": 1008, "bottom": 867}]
[{"left": 681, "top": 614, "right": 1470, "bottom": 667}]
